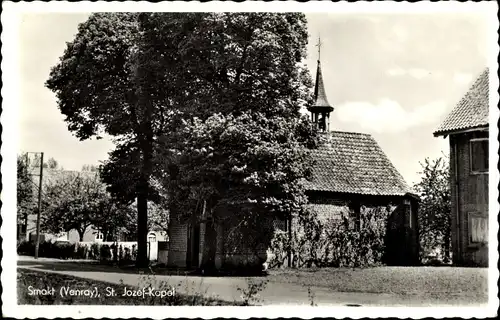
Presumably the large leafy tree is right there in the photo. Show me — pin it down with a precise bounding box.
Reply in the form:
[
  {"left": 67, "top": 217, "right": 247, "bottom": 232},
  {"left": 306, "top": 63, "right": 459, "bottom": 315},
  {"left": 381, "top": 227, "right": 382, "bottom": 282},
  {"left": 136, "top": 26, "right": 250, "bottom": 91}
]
[
  {"left": 45, "top": 13, "right": 175, "bottom": 266},
  {"left": 81, "top": 164, "right": 99, "bottom": 172},
  {"left": 90, "top": 197, "right": 137, "bottom": 242},
  {"left": 44, "top": 157, "right": 59, "bottom": 169},
  {"left": 413, "top": 156, "right": 452, "bottom": 262},
  {"left": 122, "top": 201, "right": 170, "bottom": 239},
  {"left": 151, "top": 13, "right": 317, "bottom": 269},
  {"left": 41, "top": 170, "right": 134, "bottom": 241},
  {"left": 163, "top": 114, "right": 316, "bottom": 269},
  {"left": 41, "top": 171, "right": 104, "bottom": 241},
  {"left": 46, "top": 12, "right": 314, "bottom": 268}
]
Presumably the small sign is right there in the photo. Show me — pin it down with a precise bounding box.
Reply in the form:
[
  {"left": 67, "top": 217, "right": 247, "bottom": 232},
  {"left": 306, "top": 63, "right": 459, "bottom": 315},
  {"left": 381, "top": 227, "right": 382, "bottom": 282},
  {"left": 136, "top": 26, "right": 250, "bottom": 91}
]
[{"left": 468, "top": 213, "right": 488, "bottom": 244}]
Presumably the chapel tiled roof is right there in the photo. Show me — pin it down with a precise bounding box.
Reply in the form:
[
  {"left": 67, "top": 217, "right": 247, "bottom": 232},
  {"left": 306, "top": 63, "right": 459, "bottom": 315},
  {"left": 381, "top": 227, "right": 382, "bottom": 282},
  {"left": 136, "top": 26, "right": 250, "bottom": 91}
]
[
  {"left": 304, "top": 131, "right": 412, "bottom": 196},
  {"left": 434, "top": 68, "right": 489, "bottom": 136}
]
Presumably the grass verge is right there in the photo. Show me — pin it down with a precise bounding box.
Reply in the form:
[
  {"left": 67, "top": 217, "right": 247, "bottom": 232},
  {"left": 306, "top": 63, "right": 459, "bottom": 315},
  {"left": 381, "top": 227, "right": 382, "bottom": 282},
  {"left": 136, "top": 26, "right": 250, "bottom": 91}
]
[{"left": 267, "top": 266, "right": 488, "bottom": 297}]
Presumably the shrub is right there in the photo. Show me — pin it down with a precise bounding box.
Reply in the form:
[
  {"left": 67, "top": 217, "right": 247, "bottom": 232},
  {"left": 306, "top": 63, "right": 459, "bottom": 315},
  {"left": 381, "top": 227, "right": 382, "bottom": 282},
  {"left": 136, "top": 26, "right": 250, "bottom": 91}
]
[
  {"left": 56, "top": 242, "right": 76, "bottom": 259},
  {"left": 118, "top": 244, "right": 137, "bottom": 265},
  {"left": 269, "top": 206, "right": 390, "bottom": 268},
  {"left": 267, "top": 230, "right": 290, "bottom": 269},
  {"left": 18, "top": 241, "right": 78, "bottom": 259},
  {"left": 17, "top": 240, "right": 35, "bottom": 256},
  {"left": 118, "top": 245, "right": 125, "bottom": 262},
  {"left": 110, "top": 243, "right": 118, "bottom": 262},
  {"left": 39, "top": 241, "right": 56, "bottom": 258},
  {"left": 131, "top": 244, "right": 137, "bottom": 261},
  {"left": 75, "top": 243, "right": 88, "bottom": 259},
  {"left": 17, "top": 239, "right": 141, "bottom": 263},
  {"left": 123, "top": 246, "right": 132, "bottom": 262},
  {"left": 100, "top": 244, "right": 112, "bottom": 261},
  {"left": 89, "top": 242, "right": 100, "bottom": 260}
]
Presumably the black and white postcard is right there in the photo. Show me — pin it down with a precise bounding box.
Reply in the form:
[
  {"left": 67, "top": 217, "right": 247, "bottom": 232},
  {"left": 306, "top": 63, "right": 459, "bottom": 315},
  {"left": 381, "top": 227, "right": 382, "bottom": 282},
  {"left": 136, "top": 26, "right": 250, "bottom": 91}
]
[{"left": 1, "top": 1, "right": 498, "bottom": 318}]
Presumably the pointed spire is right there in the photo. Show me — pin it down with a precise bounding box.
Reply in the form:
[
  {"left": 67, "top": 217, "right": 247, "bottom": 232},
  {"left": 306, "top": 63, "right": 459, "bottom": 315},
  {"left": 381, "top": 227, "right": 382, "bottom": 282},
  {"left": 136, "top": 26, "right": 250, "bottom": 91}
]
[
  {"left": 308, "top": 36, "right": 333, "bottom": 112},
  {"left": 312, "top": 60, "right": 332, "bottom": 109}
]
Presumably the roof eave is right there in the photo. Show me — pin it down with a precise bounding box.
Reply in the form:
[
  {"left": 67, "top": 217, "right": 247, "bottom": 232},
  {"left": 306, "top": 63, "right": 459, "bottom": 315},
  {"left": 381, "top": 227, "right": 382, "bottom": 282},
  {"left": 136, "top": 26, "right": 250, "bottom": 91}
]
[
  {"left": 306, "top": 187, "right": 410, "bottom": 197},
  {"left": 307, "top": 105, "right": 334, "bottom": 113},
  {"left": 433, "top": 124, "right": 489, "bottom": 138},
  {"left": 404, "top": 192, "right": 420, "bottom": 200}
]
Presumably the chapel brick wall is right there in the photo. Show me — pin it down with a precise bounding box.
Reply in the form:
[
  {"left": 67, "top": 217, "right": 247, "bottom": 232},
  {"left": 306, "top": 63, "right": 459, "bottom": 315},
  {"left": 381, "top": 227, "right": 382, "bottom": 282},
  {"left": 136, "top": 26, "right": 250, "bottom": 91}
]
[
  {"left": 167, "top": 192, "right": 420, "bottom": 269},
  {"left": 167, "top": 218, "right": 188, "bottom": 267},
  {"left": 218, "top": 218, "right": 271, "bottom": 269},
  {"left": 306, "top": 191, "right": 419, "bottom": 266}
]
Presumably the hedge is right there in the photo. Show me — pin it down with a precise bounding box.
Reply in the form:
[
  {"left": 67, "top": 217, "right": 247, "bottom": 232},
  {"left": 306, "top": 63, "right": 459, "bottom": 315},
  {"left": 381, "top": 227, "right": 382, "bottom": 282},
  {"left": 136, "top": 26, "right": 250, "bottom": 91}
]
[{"left": 17, "top": 241, "right": 137, "bottom": 264}]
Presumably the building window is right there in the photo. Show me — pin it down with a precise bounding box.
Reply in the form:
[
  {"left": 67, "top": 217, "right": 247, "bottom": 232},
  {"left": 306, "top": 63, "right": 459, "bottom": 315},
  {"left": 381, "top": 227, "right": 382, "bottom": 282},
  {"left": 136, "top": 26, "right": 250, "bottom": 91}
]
[
  {"left": 468, "top": 212, "right": 488, "bottom": 245},
  {"left": 348, "top": 202, "right": 361, "bottom": 231},
  {"left": 470, "top": 138, "right": 488, "bottom": 174},
  {"left": 148, "top": 234, "right": 157, "bottom": 242},
  {"left": 284, "top": 219, "right": 290, "bottom": 232},
  {"left": 404, "top": 199, "right": 412, "bottom": 228},
  {"left": 272, "top": 219, "right": 287, "bottom": 232}
]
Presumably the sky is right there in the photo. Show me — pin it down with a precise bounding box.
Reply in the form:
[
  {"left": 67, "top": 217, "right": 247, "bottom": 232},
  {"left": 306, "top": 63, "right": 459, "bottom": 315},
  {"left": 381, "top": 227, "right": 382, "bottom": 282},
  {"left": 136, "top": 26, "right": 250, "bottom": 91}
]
[{"left": 17, "top": 11, "right": 491, "bottom": 186}]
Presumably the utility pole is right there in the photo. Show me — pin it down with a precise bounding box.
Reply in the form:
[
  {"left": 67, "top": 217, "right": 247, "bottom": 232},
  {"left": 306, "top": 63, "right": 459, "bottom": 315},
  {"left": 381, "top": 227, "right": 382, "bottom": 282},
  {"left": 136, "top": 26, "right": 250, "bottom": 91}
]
[
  {"left": 23, "top": 153, "right": 29, "bottom": 240},
  {"left": 34, "top": 152, "right": 44, "bottom": 259},
  {"left": 26, "top": 152, "right": 44, "bottom": 259}
]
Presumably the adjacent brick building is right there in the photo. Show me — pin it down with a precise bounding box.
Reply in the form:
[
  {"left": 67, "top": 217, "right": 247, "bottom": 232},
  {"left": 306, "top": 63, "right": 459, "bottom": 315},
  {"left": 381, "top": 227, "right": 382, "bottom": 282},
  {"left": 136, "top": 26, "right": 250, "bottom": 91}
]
[
  {"left": 434, "top": 68, "right": 490, "bottom": 267},
  {"left": 167, "top": 57, "right": 420, "bottom": 269}
]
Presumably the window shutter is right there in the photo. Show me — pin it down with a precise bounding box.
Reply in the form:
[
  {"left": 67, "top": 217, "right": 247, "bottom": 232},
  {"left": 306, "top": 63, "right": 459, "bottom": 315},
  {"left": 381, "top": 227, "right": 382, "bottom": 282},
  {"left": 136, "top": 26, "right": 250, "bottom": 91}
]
[{"left": 470, "top": 139, "right": 489, "bottom": 173}]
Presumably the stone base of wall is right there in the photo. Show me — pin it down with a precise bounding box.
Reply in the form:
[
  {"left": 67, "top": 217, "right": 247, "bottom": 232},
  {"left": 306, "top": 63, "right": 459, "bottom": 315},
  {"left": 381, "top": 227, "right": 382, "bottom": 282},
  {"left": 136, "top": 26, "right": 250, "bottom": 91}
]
[
  {"left": 220, "top": 251, "right": 268, "bottom": 270},
  {"left": 458, "top": 245, "right": 488, "bottom": 267}
]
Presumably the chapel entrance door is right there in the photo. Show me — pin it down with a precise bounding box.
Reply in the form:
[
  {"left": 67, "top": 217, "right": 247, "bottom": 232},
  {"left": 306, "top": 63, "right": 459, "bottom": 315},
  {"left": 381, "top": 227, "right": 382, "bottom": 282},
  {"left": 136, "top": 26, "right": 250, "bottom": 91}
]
[
  {"left": 187, "top": 224, "right": 200, "bottom": 269},
  {"left": 202, "top": 220, "right": 217, "bottom": 272}
]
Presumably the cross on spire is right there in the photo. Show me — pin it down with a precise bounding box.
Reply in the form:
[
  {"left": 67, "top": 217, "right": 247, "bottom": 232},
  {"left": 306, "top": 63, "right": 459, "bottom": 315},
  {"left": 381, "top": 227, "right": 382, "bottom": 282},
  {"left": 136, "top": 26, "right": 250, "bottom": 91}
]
[{"left": 316, "top": 35, "right": 322, "bottom": 61}]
